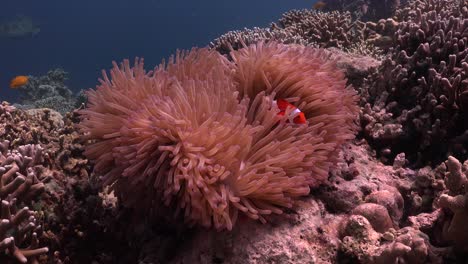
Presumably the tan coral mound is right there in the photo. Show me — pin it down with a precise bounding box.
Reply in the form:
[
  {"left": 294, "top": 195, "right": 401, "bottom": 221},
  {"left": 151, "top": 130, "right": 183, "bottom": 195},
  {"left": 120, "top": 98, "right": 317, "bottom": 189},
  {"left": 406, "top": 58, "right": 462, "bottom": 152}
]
[{"left": 79, "top": 42, "right": 359, "bottom": 230}]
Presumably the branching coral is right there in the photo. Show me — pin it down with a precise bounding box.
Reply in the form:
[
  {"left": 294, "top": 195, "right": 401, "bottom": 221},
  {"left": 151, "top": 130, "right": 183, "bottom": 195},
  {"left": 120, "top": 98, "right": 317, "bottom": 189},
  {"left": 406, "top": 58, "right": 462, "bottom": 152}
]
[
  {"left": 79, "top": 42, "right": 359, "bottom": 230},
  {"left": 209, "top": 27, "right": 307, "bottom": 55},
  {"left": 324, "top": 0, "right": 405, "bottom": 21},
  {"left": 0, "top": 141, "right": 48, "bottom": 263},
  {"left": 0, "top": 141, "right": 46, "bottom": 206},
  {"left": 0, "top": 99, "right": 125, "bottom": 262},
  {"left": 14, "top": 69, "right": 79, "bottom": 115},
  {"left": 276, "top": 9, "right": 363, "bottom": 49},
  {"left": 210, "top": 9, "right": 383, "bottom": 58},
  {"left": 0, "top": 199, "right": 48, "bottom": 264},
  {"left": 361, "top": 0, "right": 468, "bottom": 164}
]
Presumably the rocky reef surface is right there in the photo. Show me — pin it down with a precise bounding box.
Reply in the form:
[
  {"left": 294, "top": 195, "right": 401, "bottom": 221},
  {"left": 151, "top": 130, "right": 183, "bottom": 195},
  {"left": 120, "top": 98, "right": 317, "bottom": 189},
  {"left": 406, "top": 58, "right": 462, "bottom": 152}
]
[{"left": 0, "top": 0, "right": 467, "bottom": 263}]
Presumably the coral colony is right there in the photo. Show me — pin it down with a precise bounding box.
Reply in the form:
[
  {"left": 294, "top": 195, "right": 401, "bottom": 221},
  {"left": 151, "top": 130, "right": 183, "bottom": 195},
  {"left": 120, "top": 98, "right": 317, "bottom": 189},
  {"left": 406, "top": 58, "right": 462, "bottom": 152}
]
[{"left": 0, "top": 0, "right": 467, "bottom": 263}]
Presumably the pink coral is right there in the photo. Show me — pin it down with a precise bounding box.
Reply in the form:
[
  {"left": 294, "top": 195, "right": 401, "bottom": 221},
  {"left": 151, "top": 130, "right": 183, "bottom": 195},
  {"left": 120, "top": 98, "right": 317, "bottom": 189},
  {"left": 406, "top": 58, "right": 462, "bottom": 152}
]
[
  {"left": 438, "top": 156, "right": 468, "bottom": 251},
  {"left": 79, "top": 42, "right": 359, "bottom": 230}
]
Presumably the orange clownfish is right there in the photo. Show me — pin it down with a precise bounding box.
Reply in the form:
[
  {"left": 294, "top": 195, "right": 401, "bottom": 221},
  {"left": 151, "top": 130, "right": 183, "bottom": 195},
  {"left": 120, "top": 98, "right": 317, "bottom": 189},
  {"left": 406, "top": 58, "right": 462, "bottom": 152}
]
[
  {"left": 10, "top": 75, "right": 29, "bottom": 89},
  {"left": 273, "top": 99, "right": 307, "bottom": 124},
  {"left": 313, "top": 1, "right": 327, "bottom": 10}
]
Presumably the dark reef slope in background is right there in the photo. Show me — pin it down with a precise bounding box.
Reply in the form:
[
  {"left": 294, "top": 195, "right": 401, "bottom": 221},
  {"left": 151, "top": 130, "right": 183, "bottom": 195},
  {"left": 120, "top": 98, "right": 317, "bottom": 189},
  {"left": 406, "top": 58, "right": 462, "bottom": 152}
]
[{"left": 0, "top": 0, "right": 313, "bottom": 103}]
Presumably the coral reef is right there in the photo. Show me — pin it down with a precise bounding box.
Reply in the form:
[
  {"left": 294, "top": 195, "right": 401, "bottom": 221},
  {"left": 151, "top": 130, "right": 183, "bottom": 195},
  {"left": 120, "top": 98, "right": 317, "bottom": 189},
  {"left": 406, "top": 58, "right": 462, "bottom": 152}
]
[
  {"left": 438, "top": 156, "right": 468, "bottom": 252},
  {"left": 323, "top": 0, "right": 406, "bottom": 21},
  {"left": 324, "top": 47, "right": 381, "bottom": 88},
  {"left": 361, "top": 0, "right": 468, "bottom": 165},
  {"left": 14, "top": 69, "right": 80, "bottom": 115},
  {"left": 0, "top": 102, "right": 129, "bottom": 263},
  {"left": 0, "top": 141, "right": 46, "bottom": 204},
  {"left": 0, "top": 140, "right": 49, "bottom": 263},
  {"left": 134, "top": 141, "right": 456, "bottom": 263},
  {"left": 78, "top": 42, "right": 359, "bottom": 231},
  {"left": 0, "top": 0, "right": 467, "bottom": 263},
  {"left": 210, "top": 9, "right": 384, "bottom": 58},
  {"left": 341, "top": 220, "right": 441, "bottom": 264},
  {"left": 0, "top": 199, "right": 48, "bottom": 264},
  {"left": 274, "top": 9, "right": 363, "bottom": 49},
  {"left": 209, "top": 27, "right": 306, "bottom": 55}
]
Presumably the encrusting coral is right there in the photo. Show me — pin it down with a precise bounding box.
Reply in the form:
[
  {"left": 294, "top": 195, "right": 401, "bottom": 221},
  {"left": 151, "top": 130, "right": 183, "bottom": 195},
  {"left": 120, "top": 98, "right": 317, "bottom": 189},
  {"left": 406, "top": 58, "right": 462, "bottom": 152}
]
[
  {"left": 78, "top": 41, "right": 359, "bottom": 230},
  {"left": 438, "top": 156, "right": 468, "bottom": 252}
]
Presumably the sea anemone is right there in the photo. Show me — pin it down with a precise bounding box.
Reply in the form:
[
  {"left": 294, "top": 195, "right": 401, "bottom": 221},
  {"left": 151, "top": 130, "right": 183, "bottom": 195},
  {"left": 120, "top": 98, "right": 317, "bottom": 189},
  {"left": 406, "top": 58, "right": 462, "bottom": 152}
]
[{"left": 79, "top": 42, "right": 359, "bottom": 230}]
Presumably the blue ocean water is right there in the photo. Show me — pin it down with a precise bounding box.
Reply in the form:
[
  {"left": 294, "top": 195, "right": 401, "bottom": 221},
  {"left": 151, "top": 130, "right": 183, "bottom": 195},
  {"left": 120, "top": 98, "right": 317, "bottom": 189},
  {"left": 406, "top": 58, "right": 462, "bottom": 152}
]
[{"left": 0, "top": 0, "right": 313, "bottom": 103}]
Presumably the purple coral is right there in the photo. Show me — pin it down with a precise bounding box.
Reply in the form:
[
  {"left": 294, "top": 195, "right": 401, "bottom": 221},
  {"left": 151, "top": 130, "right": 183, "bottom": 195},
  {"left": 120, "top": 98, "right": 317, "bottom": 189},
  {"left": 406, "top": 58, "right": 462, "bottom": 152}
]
[
  {"left": 438, "top": 156, "right": 468, "bottom": 251},
  {"left": 210, "top": 9, "right": 379, "bottom": 57},
  {"left": 0, "top": 199, "right": 48, "bottom": 263},
  {"left": 0, "top": 141, "right": 46, "bottom": 203},
  {"left": 362, "top": 0, "right": 468, "bottom": 164},
  {"left": 0, "top": 141, "right": 48, "bottom": 262}
]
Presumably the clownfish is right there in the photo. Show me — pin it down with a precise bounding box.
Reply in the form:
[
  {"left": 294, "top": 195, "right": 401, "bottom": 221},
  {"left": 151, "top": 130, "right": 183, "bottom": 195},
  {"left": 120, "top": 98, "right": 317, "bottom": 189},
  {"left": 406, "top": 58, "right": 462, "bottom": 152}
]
[
  {"left": 273, "top": 99, "right": 307, "bottom": 124},
  {"left": 10, "top": 75, "right": 29, "bottom": 88}
]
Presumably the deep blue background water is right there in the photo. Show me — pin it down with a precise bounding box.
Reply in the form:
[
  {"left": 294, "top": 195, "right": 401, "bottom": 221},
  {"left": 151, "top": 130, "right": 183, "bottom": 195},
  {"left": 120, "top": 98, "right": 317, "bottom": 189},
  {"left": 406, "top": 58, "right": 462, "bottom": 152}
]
[{"left": 0, "top": 0, "right": 313, "bottom": 103}]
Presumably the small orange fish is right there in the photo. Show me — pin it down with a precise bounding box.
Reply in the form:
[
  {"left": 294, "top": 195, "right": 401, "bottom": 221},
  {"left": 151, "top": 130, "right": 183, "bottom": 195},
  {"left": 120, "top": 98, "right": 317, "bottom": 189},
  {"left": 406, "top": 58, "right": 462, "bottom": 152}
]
[
  {"left": 313, "top": 1, "right": 327, "bottom": 10},
  {"left": 10, "top": 75, "right": 29, "bottom": 88},
  {"left": 273, "top": 99, "right": 307, "bottom": 124}
]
